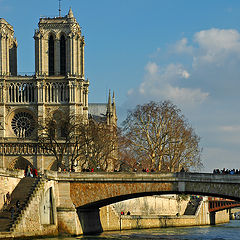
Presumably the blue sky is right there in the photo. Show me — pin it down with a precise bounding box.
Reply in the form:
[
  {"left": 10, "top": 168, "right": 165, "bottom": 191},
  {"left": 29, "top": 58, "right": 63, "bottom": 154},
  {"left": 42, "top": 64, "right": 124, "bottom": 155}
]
[{"left": 1, "top": 0, "right": 240, "bottom": 172}]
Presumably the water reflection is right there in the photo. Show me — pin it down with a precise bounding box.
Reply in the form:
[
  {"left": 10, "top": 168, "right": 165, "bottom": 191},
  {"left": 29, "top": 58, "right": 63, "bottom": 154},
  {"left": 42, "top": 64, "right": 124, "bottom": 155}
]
[{"left": 35, "top": 220, "right": 240, "bottom": 240}]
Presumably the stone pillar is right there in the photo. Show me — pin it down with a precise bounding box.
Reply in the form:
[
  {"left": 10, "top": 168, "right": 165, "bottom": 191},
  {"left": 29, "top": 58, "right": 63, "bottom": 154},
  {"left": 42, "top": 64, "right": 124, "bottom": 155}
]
[
  {"left": 0, "top": 35, "right": 7, "bottom": 75},
  {"left": 81, "top": 39, "right": 85, "bottom": 77},
  {"left": 77, "top": 37, "right": 80, "bottom": 76},
  {"left": 6, "top": 36, "right": 9, "bottom": 75},
  {"left": 77, "top": 208, "right": 103, "bottom": 234},
  {"left": 57, "top": 182, "right": 82, "bottom": 235},
  {"left": 69, "top": 35, "right": 73, "bottom": 75},
  {"left": 72, "top": 36, "right": 74, "bottom": 75}
]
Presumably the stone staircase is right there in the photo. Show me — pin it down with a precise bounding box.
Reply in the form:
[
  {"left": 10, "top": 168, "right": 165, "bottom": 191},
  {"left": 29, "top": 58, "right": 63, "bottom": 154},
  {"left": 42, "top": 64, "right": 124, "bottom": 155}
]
[
  {"left": 183, "top": 198, "right": 201, "bottom": 215},
  {"left": 0, "top": 176, "right": 43, "bottom": 232}
]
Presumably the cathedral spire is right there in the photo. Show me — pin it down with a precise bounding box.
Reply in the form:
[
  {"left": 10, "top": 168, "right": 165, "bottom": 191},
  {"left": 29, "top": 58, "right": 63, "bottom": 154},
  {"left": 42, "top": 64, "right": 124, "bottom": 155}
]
[
  {"left": 68, "top": 7, "right": 74, "bottom": 18},
  {"left": 112, "top": 91, "right": 117, "bottom": 126},
  {"left": 112, "top": 91, "right": 115, "bottom": 104},
  {"left": 58, "top": 0, "right": 61, "bottom": 17},
  {"left": 107, "top": 90, "right": 112, "bottom": 113},
  {"left": 106, "top": 90, "right": 112, "bottom": 125}
]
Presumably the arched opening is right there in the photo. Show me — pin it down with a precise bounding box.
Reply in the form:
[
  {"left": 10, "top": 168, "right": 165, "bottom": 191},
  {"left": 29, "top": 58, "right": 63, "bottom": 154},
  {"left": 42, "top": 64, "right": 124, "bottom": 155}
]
[
  {"left": 48, "top": 35, "right": 55, "bottom": 76},
  {"left": 60, "top": 35, "right": 66, "bottom": 75},
  {"left": 8, "top": 156, "right": 33, "bottom": 170}
]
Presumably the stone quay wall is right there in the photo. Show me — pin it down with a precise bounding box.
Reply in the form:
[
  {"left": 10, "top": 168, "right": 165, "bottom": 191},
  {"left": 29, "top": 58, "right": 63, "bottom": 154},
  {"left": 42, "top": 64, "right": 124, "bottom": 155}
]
[
  {"left": 0, "top": 171, "right": 230, "bottom": 238},
  {"left": 100, "top": 200, "right": 229, "bottom": 231},
  {"left": 0, "top": 169, "right": 24, "bottom": 209}
]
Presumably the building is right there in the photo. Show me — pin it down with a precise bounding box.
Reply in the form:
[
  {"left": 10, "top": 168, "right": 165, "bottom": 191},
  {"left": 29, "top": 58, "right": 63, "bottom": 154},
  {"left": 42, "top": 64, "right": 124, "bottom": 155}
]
[{"left": 0, "top": 9, "right": 117, "bottom": 172}]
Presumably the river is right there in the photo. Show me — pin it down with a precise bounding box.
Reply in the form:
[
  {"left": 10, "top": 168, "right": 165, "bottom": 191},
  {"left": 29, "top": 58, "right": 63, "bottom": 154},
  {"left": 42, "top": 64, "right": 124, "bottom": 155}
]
[{"left": 34, "top": 220, "right": 240, "bottom": 240}]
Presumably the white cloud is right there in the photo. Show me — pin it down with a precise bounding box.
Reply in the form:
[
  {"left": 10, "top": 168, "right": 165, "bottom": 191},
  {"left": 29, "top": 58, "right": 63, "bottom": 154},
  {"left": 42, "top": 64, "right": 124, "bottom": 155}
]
[
  {"left": 195, "top": 28, "right": 240, "bottom": 52},
  {"left": 193, "top": 28, "right": 240, "bottom": 66},
  {"left": 165, "top": 85, "right": 209, "bottom": 104},
  {"left": 127, "top": 27, "right": 240, "bottom": 108},
  {"left": 145, "top": 62, "right": 158, "bottom": 75},
  {"left": 131, "top": 62, "right": 207, "bottom": 107},
  {"left": 173, "top": 38, "right": 193, "bottom": 54},
  {"left": 181, "top": 70, "right": 190, "bottom": 79}
]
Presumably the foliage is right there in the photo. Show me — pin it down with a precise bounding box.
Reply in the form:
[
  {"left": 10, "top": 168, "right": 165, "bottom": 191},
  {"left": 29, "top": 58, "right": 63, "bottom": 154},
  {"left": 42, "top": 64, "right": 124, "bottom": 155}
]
[{"left": 121, "top": 101, "right": 202, "bottom": 172}]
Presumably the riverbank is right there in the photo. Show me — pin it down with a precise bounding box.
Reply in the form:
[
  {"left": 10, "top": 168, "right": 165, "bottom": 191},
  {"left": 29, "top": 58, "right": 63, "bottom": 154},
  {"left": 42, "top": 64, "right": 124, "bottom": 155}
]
[
  {"left": 0, "top": 170, "right": 230, "bottom": 239},
  {"left": 99, "top": 201, "right": 229, "bottom": 232}
]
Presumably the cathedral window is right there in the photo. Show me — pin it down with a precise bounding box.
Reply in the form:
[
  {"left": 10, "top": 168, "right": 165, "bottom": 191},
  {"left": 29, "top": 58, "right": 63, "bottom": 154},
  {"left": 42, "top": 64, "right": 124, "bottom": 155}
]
[
  {"left": 49, "top": 35, "right": 55, "bottom": 76},
  {"left": 48, "top": 120, "right": 56, "bottom": 138},
  {"left": 60, "top": 35, "right": 66, "bottom": 75},
  {"left": 11, "top": 112, "right": 35, "bottom": 138},
  {"left": 60, "top": 121, "right": 68, "bottom": 137}
]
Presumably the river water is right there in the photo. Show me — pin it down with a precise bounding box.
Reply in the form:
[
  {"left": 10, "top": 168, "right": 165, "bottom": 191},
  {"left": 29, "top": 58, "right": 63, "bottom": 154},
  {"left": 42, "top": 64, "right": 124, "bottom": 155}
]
[{"left": 34, "top": 220, "right": 240, "bottom": 240}]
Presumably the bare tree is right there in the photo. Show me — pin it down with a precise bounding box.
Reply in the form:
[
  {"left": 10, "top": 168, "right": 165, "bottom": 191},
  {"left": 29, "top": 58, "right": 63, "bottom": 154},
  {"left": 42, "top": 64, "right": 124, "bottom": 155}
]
[
  {"left": 121, "top": 101, "right": 202, "bottom": 172},
  {"left": 38, "top": 114, "right": 85, "bottom": 170},
  {"left": 38, "top": 113, "right": 118, "bottom": 171},
  {"left": 79, "top": 119, "right": 118, "bottom": 171}
]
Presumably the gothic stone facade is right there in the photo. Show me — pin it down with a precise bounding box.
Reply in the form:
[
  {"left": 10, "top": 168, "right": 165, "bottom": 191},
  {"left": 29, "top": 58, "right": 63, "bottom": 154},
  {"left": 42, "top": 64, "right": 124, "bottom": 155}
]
[{"left": 0, "top": 9, "right": 116, "bottom": 172}]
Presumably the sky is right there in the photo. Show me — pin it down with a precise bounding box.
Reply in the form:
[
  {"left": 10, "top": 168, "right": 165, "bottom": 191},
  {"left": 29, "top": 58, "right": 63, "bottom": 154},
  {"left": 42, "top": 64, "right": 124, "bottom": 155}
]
[{"left": 1, "top": 0, "right": 240, "bottom": 172}]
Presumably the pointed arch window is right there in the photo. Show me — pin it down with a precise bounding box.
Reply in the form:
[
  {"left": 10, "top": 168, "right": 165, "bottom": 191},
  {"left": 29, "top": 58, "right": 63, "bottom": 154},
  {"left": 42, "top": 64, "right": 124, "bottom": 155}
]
[
  {"left": 60, "top": 35, "right": 66, "bottom": 75},
  {"left": 49, "top": 35, "right": 55, "bottom": 76}
]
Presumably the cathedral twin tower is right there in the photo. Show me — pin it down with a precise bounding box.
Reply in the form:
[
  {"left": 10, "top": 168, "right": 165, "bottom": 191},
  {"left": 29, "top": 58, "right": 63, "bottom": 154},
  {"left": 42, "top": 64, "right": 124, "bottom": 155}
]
[
  {"left": 0, "top": 9, "right": 116, "bottom": 171},
  {"left": 1, "top": 8, "right": 84, "bottom": 77},
  {"left": 34, "top": 8, "right": 85, "bottom": 77}
]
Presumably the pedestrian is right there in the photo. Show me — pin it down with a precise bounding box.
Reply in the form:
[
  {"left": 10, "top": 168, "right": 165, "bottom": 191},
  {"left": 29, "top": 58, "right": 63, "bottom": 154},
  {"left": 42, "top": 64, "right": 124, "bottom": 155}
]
[
  {"left": 33, "top": 168, "right": 38, "bottom": 177},
  {"left": 6, "top": 192, "right": 11, "bottom": 205},
  {"left": 26, "top": 165, "right": 31, "bottom": 177}
]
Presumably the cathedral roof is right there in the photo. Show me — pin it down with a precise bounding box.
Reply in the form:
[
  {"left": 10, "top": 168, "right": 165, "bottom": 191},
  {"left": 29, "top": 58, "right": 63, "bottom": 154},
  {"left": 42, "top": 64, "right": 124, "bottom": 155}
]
[{"left": 88, "top": 103, "right": 108, "bottom": 122}]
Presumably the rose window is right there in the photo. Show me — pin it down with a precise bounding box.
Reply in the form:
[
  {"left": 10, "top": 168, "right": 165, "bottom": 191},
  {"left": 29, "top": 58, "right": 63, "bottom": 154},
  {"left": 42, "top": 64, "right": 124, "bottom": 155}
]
[{"left": 11, "top": 112, "right": 35, "bottom": 138}]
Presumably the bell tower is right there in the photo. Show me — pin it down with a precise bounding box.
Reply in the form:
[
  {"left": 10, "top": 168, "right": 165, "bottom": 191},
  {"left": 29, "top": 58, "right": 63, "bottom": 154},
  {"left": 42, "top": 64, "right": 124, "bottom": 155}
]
[
  {"left": 34, "top": 8, "right": 85, "bottom": 77},
  {"left": 0, "top": 18, "right": 17, "bottom": 76}
]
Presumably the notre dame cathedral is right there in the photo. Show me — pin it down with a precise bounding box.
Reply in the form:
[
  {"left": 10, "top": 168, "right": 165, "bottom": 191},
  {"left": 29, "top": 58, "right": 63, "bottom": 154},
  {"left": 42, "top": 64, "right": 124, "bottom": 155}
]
[{"left": 0, "top": 9, "right": 117, "bottom": 172}]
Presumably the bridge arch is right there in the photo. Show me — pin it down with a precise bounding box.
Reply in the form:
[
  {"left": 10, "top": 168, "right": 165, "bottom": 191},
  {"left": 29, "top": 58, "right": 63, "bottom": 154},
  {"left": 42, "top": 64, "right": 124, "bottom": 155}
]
[
  {"left": 74, "top": 189, "right": 240, "bottom": 210},
  {"left": 65, "top": 172, "right": 240, "bottom": 209}
]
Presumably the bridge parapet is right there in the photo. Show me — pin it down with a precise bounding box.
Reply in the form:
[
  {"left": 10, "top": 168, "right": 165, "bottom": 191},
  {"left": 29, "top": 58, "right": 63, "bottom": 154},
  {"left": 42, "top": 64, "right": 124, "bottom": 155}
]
[
  {"left": 43, "top": 171, "right": 240, "bottom": 209},
  {"left": 44, "top": 170, "right": 240, "bottom": 184}
]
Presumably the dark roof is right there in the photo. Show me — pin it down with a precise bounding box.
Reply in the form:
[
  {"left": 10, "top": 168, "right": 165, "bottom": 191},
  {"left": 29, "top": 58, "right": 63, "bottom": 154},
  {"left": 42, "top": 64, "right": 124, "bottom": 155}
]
[{"left": 88, "top": 103, "right": 107, "bottom": 122}]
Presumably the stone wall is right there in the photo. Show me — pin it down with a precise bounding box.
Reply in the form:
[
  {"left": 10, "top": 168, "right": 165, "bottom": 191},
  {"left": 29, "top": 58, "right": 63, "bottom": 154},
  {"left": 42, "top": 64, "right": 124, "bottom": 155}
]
[
  {"left": 0, "top": 169, "right": 24, "bottom": 209},
  {"left": 99, "top": 199, "right": 229, "bottom": 231},
  {"left": 56, "top": 182, "right": 82, "bottom": 235},
  {"left": 12, "top": 179, "right": 58, "bottom": 238},
  {"left": 112, "top": 195, "right": 188, "bottom": 216}
]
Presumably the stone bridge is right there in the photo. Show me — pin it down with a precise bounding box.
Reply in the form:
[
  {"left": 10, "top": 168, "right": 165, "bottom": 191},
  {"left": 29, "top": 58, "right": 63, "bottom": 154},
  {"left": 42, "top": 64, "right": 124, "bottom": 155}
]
[
  {"left": 45, "top": 171, "right": 240, "bottom": 209},
  {"left": 44, "top": 171, "right": 240, "bottom": 233}
]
